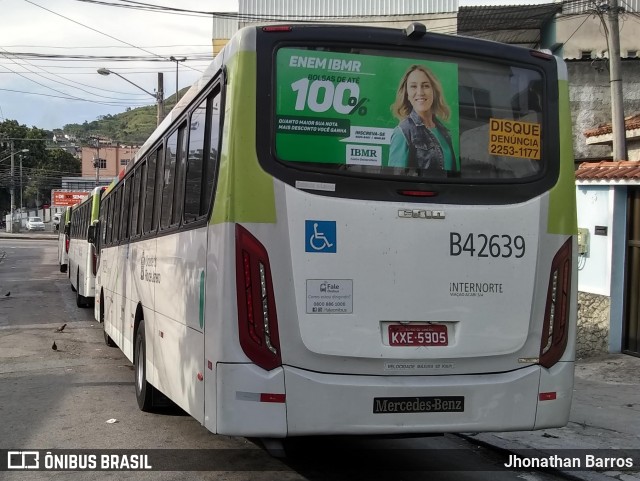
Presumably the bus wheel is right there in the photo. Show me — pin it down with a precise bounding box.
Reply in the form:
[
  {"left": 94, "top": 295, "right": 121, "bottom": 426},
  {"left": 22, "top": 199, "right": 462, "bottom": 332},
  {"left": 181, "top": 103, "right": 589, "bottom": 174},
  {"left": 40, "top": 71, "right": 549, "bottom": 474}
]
[
  {"left": 60, "top": 264, "right": 67, "bottom": 273},
  {"left": 76, "top": 273, "right": 87, "bottom": 308},
  {"left": 135, "top": 320, "right": 155, "bottom": 411},
  {"left": 101, "top": 294, "right": 116, "bottom": 347}
]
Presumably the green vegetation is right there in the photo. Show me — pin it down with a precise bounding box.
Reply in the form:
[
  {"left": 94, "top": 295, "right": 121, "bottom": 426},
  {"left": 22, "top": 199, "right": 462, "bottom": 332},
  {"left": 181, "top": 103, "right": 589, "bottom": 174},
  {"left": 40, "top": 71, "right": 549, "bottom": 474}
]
[
  {"left": 61, "top": 89, "right": 188, "bottom": 144},
  {"left": 0, "top": 88, "right": 190, "bottom": 212},
  {"left": 0, "top": 120, "right": 81, "bottom": 212}
]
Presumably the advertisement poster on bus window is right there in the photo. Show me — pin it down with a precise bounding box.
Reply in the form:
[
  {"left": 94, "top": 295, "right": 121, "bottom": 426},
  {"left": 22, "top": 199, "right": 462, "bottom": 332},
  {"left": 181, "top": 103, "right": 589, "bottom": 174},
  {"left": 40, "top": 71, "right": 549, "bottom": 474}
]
[{"left": 275, "top": 48, "right": 460, "bottom": 171}]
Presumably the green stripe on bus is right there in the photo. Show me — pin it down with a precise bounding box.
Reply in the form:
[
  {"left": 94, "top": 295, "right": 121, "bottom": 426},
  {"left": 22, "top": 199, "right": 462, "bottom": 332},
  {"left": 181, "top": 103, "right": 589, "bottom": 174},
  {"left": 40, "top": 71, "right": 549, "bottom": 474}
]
[
  {"left": 547, "top": 79, "right": 577, "bottom": 235},
  {"left": 199, "top": 270, "right": 205, "bottom": 330},
  {"left": 212, "top": 51, "right": 277, "bottom": 225},
  {"left": 91, "top": 192, "right": 101, "bottom": 222}
]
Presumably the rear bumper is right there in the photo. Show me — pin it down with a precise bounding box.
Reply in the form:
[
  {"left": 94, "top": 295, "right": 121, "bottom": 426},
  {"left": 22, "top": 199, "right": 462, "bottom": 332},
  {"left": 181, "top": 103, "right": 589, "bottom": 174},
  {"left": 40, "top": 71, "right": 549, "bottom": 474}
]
[{"left": 216, "top": 361, "right": 574, "bottom": 437}]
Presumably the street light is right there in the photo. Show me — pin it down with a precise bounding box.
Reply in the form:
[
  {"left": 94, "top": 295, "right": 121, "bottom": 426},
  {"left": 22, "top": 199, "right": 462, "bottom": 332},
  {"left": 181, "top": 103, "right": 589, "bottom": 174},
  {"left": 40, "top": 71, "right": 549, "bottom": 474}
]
[
  {"left": 0, "top": 148, "right": 28, "bottom": 164},
  {"left": 18, "top": 152, "right": 27, "bottom": 213},
  {"left": 97, "top": 68, "right": 164, "bottom": 126},
  {"left": 169, "top": 56, "right": 186, "bottom": 102}
]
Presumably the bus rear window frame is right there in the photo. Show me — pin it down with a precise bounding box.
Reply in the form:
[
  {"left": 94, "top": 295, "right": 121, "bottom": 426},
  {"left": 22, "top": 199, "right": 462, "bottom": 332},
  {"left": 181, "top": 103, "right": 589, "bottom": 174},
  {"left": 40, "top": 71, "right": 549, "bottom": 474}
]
[{"left": 255, "top": 27, "right": 560, "bottom": 206}]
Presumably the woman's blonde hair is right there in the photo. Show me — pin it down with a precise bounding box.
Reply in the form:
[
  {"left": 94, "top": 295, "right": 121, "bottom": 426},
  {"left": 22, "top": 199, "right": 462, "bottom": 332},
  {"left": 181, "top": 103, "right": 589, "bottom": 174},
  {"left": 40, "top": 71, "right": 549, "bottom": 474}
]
[{"left": 391, "top": 64, "right": 450, "bottom": 122}]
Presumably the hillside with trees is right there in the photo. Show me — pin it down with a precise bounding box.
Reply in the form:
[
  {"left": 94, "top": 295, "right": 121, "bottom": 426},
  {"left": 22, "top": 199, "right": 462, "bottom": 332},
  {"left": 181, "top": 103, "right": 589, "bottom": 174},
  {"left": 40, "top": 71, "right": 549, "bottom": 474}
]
[
  {"left": 0, "top": 89, "right": 189, "bottom": 213},
  {"left": 0, "top": 120, "right": 81, "bottom": 213},
  {"left": 60, "top": 89, "right": 187, "bottom": 144}
]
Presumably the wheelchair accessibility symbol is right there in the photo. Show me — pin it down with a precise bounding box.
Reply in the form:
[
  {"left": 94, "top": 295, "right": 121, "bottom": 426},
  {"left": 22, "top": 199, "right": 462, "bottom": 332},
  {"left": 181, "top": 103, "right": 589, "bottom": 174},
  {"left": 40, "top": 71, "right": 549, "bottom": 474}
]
[{"left": 305, "top": 220, "right": 337, "bottom": 253}]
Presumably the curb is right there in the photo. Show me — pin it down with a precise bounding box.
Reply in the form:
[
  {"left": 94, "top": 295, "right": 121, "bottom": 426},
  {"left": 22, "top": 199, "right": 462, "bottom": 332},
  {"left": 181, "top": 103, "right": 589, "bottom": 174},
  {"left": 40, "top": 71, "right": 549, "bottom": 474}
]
[{"left": 0, "top": 233, "right": 58, "bottom": 240}]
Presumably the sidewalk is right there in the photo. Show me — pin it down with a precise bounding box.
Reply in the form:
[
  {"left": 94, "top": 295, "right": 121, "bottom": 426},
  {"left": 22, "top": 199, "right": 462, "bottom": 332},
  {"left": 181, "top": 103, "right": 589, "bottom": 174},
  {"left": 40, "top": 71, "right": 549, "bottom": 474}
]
[
  {"left": 0, "top": 230, "right": 58, "bottom": 240},
  {"left": 462, "top": 354, "right": 640, "bottom": 481}
]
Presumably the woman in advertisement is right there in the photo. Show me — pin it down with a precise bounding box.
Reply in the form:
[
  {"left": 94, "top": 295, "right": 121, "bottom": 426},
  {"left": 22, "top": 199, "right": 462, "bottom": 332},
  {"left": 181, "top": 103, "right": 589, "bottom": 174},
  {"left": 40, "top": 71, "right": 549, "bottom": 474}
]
[{"left": 388, "top": 64, "right": 459, "bottom": 175}]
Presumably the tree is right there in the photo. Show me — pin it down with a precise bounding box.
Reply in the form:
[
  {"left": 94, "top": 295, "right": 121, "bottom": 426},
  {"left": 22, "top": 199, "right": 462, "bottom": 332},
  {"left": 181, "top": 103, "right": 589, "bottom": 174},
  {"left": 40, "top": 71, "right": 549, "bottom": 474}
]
[{"left": 1, "top": 120, "right": 81, "bottom": 210}]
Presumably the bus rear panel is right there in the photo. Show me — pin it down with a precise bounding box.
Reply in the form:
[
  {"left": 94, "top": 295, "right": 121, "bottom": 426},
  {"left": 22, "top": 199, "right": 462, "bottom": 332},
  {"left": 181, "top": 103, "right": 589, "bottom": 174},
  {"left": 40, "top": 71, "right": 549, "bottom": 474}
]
[
  {"left": 213, "top": 25, "right": 577, "bottom": 437},
  {"left": 96, "top": 24, "right": 577, "bottom": 439}
]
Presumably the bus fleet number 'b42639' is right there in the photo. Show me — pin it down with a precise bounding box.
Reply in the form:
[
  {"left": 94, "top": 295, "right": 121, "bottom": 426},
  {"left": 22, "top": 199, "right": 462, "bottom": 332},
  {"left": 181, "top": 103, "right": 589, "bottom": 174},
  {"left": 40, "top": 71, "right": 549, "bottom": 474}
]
[{"left": 450, "top": 232, "right": 526, "bottom": 258}]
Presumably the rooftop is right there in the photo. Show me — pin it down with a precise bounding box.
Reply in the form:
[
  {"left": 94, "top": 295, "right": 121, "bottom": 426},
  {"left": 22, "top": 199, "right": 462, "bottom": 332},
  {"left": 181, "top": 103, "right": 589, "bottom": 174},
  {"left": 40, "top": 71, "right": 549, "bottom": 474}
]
[
  {"left": 576, "top": 160, "right": 640, "bottom": 182},
  {"left": 584, "top": 113, "right": 640, "bottom": 138},
  {"left": 457, "top": 3, "right": 561, "bottom": 47}
]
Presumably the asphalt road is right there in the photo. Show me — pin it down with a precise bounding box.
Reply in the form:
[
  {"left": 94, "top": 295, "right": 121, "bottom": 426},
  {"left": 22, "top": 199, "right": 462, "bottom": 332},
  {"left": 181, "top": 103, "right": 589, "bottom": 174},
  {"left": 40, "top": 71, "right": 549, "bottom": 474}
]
[{"left": 0, "top": 237, "right": 571, "bottom": 481}]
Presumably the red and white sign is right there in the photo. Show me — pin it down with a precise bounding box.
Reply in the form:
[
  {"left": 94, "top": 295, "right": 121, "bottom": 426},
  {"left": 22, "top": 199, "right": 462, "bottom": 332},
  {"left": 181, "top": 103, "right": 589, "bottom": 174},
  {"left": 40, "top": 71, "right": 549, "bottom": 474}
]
[{"left": 51, "top": 190, "right": 90, "bottom": 207}]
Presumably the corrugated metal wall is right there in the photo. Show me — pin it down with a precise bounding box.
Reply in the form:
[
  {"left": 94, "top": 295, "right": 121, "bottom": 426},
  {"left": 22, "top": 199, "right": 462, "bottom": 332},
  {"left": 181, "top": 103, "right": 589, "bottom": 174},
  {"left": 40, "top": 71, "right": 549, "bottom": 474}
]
[
  {"left": 239, "top": 0, "right": 458, "bottom": 17},
  {"left": 563, "top": 0, "right": 639, "bottom": 14},
  {"left": 212, "top": 18, "right": 238, "bottom": 39}
]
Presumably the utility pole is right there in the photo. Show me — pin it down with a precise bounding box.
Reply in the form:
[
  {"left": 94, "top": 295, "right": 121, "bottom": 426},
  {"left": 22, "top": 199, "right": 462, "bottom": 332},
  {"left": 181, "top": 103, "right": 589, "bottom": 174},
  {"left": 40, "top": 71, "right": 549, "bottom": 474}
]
[
  {"left": 20, "top": 155, "right": 23, "bottom": 213},
  {"left": 169, "top": 56, "right": 186, "bottom": 102},
  {"left": 92, "top": 137, "right": 101, "bottom": 186},
  {"left": 97, "top": 68, "right": 164, "bottom": 127},
  {"left": 157, "top": 73, "right": 165, "bottom": 126},
  {"left": 605, "top": 0, "right": 627, "bottom": 161},
  {"left": 10, "top": 140, "right": 15, "bottom": 233}
]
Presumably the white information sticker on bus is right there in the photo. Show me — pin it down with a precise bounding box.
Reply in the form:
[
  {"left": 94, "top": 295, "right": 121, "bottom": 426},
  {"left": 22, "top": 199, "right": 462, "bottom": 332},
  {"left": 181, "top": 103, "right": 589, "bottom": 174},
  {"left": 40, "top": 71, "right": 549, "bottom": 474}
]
[{"left": 306, "top": 280, "right": 353, "bottom": 314}]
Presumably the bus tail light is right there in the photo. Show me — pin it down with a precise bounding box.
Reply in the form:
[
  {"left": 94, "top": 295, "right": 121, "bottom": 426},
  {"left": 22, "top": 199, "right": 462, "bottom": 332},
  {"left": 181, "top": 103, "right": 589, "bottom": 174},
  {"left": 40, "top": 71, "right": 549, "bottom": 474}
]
[
  {"left": 91, "top": 244, "right": 98, "bottom": 276},
  {"left": 539, "top": 238, "right": 572, "bottom": 368},
  {"left": 235, "top": 225, "right": 281, "bottom": 371},
  {"left": 65, "top": 235, "right": 70, "bottom": 253}
]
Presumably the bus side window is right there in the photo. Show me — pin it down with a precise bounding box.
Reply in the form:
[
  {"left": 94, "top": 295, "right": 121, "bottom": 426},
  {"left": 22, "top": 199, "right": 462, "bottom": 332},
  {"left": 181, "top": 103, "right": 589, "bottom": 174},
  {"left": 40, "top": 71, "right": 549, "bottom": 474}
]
[
  {"left": 143, "top": 153, "right": 156, "bottom": 235},
  {"left": 184, "top": 98, "right": 207, "bottom": 222},
  {"left": 130, "top": 169, "right": 140, "bottom": 238},
  {"left": 161, "top": 130, "right": 178, "bottom": 229},
  {"left": 152, "top": 147, "right": 164, "bottom": 232},
  {"left": 204, "top": 92, "right": 221, "bottom": 214},
  {"left": 172, "top": 123, "right": 188, "bottom": 226},
  {"left": 121, "top": 179, "right": 131, "bottom": 241},
  {"left": 114, "top": 186, "right": 123, "bottom": 243}
]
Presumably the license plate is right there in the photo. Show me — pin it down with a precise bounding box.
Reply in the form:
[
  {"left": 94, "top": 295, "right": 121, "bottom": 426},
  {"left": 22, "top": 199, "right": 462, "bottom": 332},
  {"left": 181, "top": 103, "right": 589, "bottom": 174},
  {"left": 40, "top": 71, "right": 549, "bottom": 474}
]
[
  {"left": 388, "top": 324, "right": 448, "bottom": 346},
  {"left": 373, "top": 396, "right": 464, "bottom": 413}
]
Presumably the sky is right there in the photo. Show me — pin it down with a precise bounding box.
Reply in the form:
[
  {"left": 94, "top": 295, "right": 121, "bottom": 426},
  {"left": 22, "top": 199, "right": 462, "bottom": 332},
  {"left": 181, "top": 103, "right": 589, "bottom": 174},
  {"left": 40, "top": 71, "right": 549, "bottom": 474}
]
[
  {"left": 0, "top": 0, "right": 238, "bottom": 130},
  {"left": 0, "top": 0, "right": 556, "bottom": 131}
]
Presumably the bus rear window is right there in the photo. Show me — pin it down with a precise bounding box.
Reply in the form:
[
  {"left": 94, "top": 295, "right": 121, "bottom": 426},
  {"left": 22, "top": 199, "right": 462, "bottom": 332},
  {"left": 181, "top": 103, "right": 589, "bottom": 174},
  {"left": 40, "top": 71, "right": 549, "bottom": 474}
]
[{"left": 274, "top": 47, "right": 545, "bottom": 182}]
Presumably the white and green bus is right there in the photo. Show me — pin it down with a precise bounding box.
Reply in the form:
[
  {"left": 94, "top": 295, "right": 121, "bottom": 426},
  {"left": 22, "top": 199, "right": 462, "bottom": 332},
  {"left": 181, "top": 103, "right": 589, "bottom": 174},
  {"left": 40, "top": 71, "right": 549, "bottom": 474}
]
[
  {"left": 69, "top": 186, "right": 105, "bottom": 308},
  {"left": 94, "top": 23, "right": 577, "bottom": 437},
  {"left": 57, "top": 206, "right": 73, "bottom": 273}
]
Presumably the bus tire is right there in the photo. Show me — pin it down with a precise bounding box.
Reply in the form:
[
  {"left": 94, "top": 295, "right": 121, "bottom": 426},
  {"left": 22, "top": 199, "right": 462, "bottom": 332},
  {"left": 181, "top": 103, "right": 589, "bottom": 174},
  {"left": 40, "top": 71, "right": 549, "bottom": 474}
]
[
  {"left": 101, "top": 293, "right": 116, "bottom": 347},
  {"left": 135, "top": 320, "right": 155, "bottom": 412},
  {"left": 76, "top": 272, "right": 87, "bottom": 308},
  {"left": 60, "top": 264, "right": 67, "bottom": 273}
]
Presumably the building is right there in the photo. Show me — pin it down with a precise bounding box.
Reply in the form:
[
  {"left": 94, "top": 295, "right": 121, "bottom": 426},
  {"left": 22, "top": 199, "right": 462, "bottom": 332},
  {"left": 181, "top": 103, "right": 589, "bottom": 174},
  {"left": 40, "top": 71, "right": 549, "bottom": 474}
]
[
  {"left": 212, "top": 0, "right": 460, "bottom": 55},
  {"left": 573, "top": 114, "right": 640, "bottom": 357},
  {"left": 81, "top": 145, "right": 139, "bottom": 180}
]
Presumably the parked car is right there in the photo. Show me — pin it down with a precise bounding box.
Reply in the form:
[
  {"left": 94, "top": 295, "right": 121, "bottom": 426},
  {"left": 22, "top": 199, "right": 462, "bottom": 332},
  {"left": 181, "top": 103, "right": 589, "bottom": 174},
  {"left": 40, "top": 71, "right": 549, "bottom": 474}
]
[{"left": 26, "top": 216, "right": 45, "bottom": 231}]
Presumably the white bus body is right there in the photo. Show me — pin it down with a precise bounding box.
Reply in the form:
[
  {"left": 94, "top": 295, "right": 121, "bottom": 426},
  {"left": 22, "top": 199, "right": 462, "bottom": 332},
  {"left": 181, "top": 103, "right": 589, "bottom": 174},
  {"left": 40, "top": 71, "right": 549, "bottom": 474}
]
[
  {"left": 69, "top": 187, "right": 103, "bottom": 308},
  {"left": 96, "top": 24, "right": 577, "bottom": 437},
  {"left": 57, "top": 207, "right": 71, "bottom": 273}
]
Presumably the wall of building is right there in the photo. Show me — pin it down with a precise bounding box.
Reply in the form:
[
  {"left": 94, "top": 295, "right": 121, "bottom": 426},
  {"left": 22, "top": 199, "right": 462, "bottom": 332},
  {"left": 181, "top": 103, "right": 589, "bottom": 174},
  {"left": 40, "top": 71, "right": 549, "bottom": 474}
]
[
  {"left": 575, "top": 184, "right": 628, "bottom": 354},
  {"left": 81, "top": 145, "right": 138, "bottom": 179},
  {"left": 576, "top": 185, "right": 612, "bottom": 295},
  {"left": 557, "top": 14, "right": 640, "bottom": 60},
  {"left": 567, "top": 60, "right": 640, "bottom": 160},
  {"left": 239, "top": 0, "right": 458, "bottom": 16},
  {"left": 577, "top": 292, "right": 610, "bottom": 357}
]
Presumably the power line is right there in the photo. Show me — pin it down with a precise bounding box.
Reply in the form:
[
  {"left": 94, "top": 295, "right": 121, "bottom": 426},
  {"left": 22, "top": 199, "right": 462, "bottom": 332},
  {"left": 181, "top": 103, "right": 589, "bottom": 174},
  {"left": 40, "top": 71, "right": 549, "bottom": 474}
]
[
  {"left": 0, "top": 87, "right": 150, "bottom": 107},
  {"left": 22, "top": 0, "right": 169, "bottom": 61},
  {"left": 0, "top": 48, "right": 153, "bottom": 102}
]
